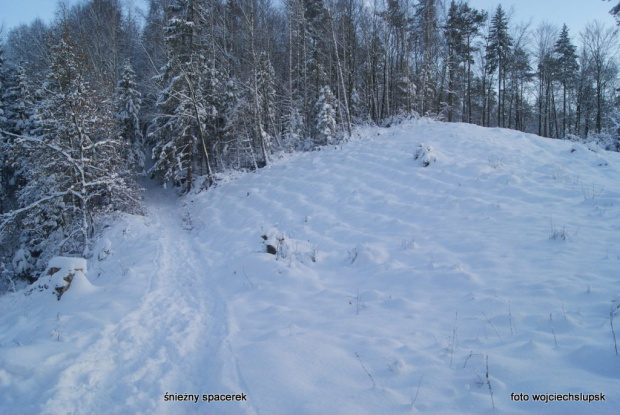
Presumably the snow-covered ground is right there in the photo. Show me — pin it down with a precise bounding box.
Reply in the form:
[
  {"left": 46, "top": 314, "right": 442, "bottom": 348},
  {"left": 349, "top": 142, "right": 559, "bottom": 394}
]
[{"left": 1, "top": 119, "right": 620, "bottom": 414}]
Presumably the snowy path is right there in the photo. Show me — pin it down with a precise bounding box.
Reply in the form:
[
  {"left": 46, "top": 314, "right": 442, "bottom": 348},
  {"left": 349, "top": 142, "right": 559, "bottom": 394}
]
[
  {"left": 41, "top": 189, "right": 228, "bottom": 414},
  {"left": 0, "top": 185, "right": 255, "bottom": 414}
]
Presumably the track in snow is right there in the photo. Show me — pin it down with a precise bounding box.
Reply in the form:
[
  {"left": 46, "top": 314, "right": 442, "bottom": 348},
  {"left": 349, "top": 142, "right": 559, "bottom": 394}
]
[{"left": 38, "top": 186, "right": 254, "bottom": 415}]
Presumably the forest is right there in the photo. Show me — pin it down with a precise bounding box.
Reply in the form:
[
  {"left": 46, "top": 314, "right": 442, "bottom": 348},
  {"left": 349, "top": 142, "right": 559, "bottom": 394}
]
[{"left": 0, "top": 0, "right": 620, "bottom": 287}]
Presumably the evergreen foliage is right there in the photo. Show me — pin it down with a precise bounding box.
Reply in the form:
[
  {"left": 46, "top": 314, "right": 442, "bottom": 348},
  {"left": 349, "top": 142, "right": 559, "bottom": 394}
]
[
  {"left": 315, "top": 85, "right": 337, "bottom": 145},
  {"left": 1, "top": 34, "right": 141, "bottom": 280},
  {"left": 116, "top": 62, "right": 144, "bottom": 172}
]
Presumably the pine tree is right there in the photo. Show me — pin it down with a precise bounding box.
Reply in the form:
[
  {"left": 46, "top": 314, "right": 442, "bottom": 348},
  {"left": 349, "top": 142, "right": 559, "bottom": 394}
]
[
  {"left": 381, "top": 0, "right": 413, "bottom": 116},
  {"left": 485, "top": 5, "right": 512, "bottom": 127},
  {"left": 413, "top": 0, "right": 441, "bottom": 115},
  {"left": 116, "top": 62, "right": 144, "bottom": 172},
  {"left": 508, "top": 45, "right": 533, "bottom": 131},
  {"left": 553, "top": 24, "right": 579, "bottom": 137},
  {"left": 303, "top": 0, "right": 331, "bottom": 123},
  {"left": 445, "top": 1, "right": 486, "bottom": 123}
]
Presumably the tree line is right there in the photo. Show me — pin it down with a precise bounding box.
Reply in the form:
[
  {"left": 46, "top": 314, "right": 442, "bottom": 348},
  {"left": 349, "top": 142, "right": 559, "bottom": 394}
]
[{"left": 1, "top": 0, "right": 619, "bottom": 286}]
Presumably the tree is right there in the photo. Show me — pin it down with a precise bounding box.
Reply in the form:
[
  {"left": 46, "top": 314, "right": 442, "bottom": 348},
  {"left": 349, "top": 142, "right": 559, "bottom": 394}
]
[
  {"left": 553, "top": 24, "right": 578, "bottom": 137},
  {"left": 458, "top": 2, "right": 486, "bottom": 123},
  {"left": 0, "top": 38, "right": 8, "bottom": 217},
  {"left": 534, "top": 23, "right": 558, "bottom": 137},
  {"left": 4, "top": 19, "right": 51, "bottom": 84},
  {"left": 507, "top": 44, "right": 533, "bottom": 131},
  {"left": 580, "top": 21, "right": 618, "bottom": 135},
  {"left": 444, "top": 0, "right": 462, "bottom": 122},
  {"left": 413, "top": 0, "right": 441, "bottom": 115},
  {"left": 116, "top": 62, "right": 144, "bottom": 172},
  {"left": 149, "top": 0, "right": 215, "bottom": 191},
  {"left": 610, "top": 0, "right": 620, "bottom": 23},
  {"left": 0, "top": 34, "right": 141, "bottom": 279},
  {"left": 315, "top": 85, "right": 337, "bottom": 145},
  {"left": 4, "top": 65, "right": 36, "bottom": 136},
  {"left": 485, "top": 5, "right": 512, "bottom": 127},
  {"left": 0, "top": 40, "right": 6, "bottom": 130},
  {"left": 69, "top": 0, "right": 128, "bottom": 91},
  {"left": 380, "top": 0, "right": 414, "bottom": 117},
  {"left": 138, "top": 0, "right": 173, "bottom": 118},
  {"left": 253, "top": 52, "right": 277, "bottom": 161},
  {"left": 444, "top": 1, "right": 486, "bottom": 122}
]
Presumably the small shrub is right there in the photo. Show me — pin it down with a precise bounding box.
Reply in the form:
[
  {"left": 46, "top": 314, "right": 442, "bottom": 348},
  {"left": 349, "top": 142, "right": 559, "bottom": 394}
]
[
  {"left": 414, "top": 143, "right": 438, "bottom": 167},
  {"left": 549, "top": 220, "right": 568, "bottom": 241}
]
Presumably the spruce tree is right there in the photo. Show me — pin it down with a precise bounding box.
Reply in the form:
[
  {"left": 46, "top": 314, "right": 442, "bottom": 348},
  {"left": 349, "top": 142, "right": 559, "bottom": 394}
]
[
  {"left": 315, "top": 85, "right": 337, "bottom": 145},
  {"left": 150, "top": 0, "right": 216, "bottom": 191},
  {"left": 116, "top": 62, "right": 144, "bottom": 172},
  {"left": 4, "top": 65, "right": 36, "bottom": 136}
]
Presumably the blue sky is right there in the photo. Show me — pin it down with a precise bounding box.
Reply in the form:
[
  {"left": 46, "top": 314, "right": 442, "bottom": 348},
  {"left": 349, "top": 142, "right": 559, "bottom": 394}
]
[
  {"left": 468, "top": 0, "right": 617, "bottom": 36},
  {"left": 0, "top": 0, "right": 149, "bottom": 33},
  {"left": 1, "top": 0, "right": 61, "bottom": 31},
  {"left": 1, "top": 0, "right": 617, "bottom": 38}
]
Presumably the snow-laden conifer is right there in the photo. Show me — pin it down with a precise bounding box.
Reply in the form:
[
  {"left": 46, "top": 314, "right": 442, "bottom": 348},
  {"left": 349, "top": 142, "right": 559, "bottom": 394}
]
[
  {"left": 315, "top": 85, "right": 337, "bottom": 146},
  {"left": 116, "top": 62, "right": 145, "bottom": 173},
  {"left": 0, "top": 35, "right": 141, "bottom": 280}
]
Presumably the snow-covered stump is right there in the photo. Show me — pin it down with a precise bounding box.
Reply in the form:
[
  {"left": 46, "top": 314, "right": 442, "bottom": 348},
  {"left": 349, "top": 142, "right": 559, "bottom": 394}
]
[{"left": 45, "top": 257, "right": 90, "bottom": 300}]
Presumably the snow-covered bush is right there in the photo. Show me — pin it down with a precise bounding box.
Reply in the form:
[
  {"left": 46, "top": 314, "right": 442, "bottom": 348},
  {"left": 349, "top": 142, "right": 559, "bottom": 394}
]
[
  {"left": 414, "top": 143, "right": 438, "bottom": 167},
  {"left": 261, "top": 228, "right": 317, "bottom": 265},
  {"left": 566, "top": 132, "right": 620, "bottom": 153}
]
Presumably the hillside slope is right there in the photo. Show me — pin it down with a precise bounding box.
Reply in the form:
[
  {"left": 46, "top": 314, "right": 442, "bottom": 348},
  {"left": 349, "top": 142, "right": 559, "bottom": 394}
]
[{"left": 1, "top": 119, "right": 620, "bottom": 414}]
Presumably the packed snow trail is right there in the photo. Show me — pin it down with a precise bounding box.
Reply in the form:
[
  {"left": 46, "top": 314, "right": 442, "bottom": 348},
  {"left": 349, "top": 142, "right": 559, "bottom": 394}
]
[
  {"left": 0, "top": 185, "right": 255, "bottom": 414},
  {"left": 40, "top": 187, "right": 243, "bottom": 414},
  {"left": 2, "top": 119, "right": 620, "bottom": 414}
]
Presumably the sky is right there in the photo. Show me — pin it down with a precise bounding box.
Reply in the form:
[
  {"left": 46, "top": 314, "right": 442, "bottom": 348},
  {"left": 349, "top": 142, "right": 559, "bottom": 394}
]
[
  {"left": 468, "top": 0, "right": 617, "bottom": 37},
  {"left": 0, "top": 0, "right": 618, "bottom": 38},
  {"left": 0, "top": 0, "right": 149, "bottom": 33},
  {"left": 1, "top": 0, "right": 60, "bottom": 31}
]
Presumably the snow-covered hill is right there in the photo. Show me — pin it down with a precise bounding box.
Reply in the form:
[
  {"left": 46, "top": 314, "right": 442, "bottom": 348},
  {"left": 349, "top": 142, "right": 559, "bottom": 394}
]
[{"left": 2, "top": 119, "right": 620, "bottom": 414}]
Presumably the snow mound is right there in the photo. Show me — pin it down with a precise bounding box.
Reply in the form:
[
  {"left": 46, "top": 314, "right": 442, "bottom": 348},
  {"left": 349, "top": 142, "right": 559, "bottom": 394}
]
[
  {"left": 47, "top": 257, "right": 87, "bottom": 274},
  {"left": 36, "top": 257, "right": 94, "bottom": 300},
  {"left": 261, "top": 227, "right": 318, "bottom": 265},
  {"left": 348, "top": 243, "right": 390, "bottom": 266},
  {"left": 414, "top": 142, "right": 438, "bottom": 167}
]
